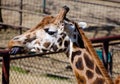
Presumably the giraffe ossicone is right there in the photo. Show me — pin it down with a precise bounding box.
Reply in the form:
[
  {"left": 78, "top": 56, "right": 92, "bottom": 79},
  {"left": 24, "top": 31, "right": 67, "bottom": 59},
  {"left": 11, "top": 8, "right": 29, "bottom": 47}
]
[{"left": 8, "top": 6, "right": 119, "bottom": 84}]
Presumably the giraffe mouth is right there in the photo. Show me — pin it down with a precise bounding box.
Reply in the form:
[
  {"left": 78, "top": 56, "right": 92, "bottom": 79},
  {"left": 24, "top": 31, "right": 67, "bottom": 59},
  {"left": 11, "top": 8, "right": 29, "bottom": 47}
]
[{"left": 54, "top": 6, "right": 69, "bottom": 24}]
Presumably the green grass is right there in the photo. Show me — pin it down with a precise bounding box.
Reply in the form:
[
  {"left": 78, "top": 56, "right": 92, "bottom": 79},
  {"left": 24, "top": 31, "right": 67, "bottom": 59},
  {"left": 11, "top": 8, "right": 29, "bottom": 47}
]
[
  {"left": 46, "top": 73, "right": 69, "bottom": 81},
  {"left": 11, "top": 66, "right": 28, "bottom": 74}
]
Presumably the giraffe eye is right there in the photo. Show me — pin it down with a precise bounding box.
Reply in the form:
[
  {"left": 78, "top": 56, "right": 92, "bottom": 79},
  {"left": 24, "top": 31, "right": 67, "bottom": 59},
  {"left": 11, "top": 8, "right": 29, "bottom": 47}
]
[
  {"left": 44, "top": 28, "right": 56, "bottom": 35},
  {"left": 48, "top": 31, "right": 56, "bottom": 35}
]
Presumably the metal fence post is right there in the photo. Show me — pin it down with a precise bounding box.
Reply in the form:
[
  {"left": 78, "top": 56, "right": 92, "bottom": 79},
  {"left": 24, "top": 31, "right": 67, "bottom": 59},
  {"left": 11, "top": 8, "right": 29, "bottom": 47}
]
[
  {"left": 102, "top": 41, "right": 110, "bottom": 74},
  {"left": 43, "top": 0, "right": 46, "bottom": 13},
  {"left": 2, "top": 52, "right": 10, "bottom": 84},
  {"left": 19, "top": 0, "right": 23, "bottom": 34},
  {"left": 0, "top": 0, "right": 3, "bottom": 22}
]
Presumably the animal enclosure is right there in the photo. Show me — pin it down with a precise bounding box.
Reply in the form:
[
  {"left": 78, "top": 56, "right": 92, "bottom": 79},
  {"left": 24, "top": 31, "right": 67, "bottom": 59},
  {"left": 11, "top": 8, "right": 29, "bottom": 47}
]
[{"left": 0, "top": 0, "right": 120, "bottom": 84}]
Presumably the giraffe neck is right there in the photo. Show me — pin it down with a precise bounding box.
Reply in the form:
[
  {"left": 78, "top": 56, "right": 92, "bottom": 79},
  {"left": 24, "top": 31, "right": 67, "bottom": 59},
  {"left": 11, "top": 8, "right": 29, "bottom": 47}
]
[
  {"left": 64, "top": 22, "right": 113, "bottom": 84},
  {"left": 77, "top": 25, "right": 114, "bottom": 83},
  {"left": 65, "top": 43, "right": 113, "bottom": 84}
]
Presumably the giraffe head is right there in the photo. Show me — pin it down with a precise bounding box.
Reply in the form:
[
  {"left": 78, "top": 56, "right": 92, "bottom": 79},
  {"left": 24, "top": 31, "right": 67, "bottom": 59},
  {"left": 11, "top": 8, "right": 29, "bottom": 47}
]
[
  {"left": 8, "top": 6, "right": 85, "bottom": 55},
  {"left": 8, "top": 6, "right": 76, "bottom": 54}
]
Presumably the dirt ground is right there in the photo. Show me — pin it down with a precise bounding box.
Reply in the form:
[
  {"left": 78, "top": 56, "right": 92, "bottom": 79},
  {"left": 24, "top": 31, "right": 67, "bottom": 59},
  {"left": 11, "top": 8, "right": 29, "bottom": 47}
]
[{"left": 0, "top": 0, "right": 120, "bottom": 84}]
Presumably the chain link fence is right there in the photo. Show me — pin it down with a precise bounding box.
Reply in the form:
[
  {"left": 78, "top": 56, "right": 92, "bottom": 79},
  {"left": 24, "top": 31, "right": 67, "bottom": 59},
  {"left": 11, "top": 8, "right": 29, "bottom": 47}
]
[
  {"left": 0, "top": 0, "right": 120, "bottom": 84},
  {"left": 111, "top": 46, "right": 120, "bottom": 79},
  {"left": 1, "top": 0, "right": 120, "bottom": 27},
  {"left": 9, "top": 53, "right": 76, "bottom": 84}
]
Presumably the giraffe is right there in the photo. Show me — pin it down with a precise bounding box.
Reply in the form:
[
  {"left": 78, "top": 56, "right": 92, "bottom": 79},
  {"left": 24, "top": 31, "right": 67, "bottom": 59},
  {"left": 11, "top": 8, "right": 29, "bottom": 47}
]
[
  {"left": 115, "top": 76, "right": 120, "bottom": 84},
  {"left": 8, "top": 6, "right": 119, "bottom": 84}
]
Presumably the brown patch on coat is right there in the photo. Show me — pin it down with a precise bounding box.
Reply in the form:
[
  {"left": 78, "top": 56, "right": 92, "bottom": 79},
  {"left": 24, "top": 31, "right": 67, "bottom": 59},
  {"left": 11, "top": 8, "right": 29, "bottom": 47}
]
[
  {"left": 71, "top": 50, "right": 82, "bottom": 63},
  {"left": 60, "top": 32, "right": 66, "bottom": 39},
  {"left": 93, "top": 77, "right": 105, "bottom": 84},
  {"left": 51, "top": 44, "right": 58, "bottom": 52},
  {"left": 86, "top": 70, "right": 94, "bottom": 79},
  {"left": 76, "top": 57, "right": 84, "bottom": 70},
  {"left": 57, "top": 38, "right": 63, "bottom": 46},
  {"left": 64, "top": 40, "right": 70, "bottom": 47},
  {"left": 24, "top": 36, "right": 36, "bottom": 43},
  {"left": 74, "top": 70, "right": 86, "bottom": 84},
  {"left": 43, "top": 42, "right": 51, "bottom": 48},
  {"left": 114, "top": 76, "right": 120, "bottom": 84},
  {"left": 84, "top": 53, "right": 94, "bottom": 69}
]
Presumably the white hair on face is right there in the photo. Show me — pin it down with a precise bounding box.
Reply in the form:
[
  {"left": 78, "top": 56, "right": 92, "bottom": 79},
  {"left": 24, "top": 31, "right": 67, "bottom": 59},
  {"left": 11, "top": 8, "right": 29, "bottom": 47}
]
[{"left": 78, "top": 22, "right": 87, "bottom": 29}]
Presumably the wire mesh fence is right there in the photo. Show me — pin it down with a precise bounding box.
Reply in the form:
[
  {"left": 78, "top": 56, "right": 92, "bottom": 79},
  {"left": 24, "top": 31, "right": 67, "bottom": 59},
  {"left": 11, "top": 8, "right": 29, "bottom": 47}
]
[
  {"left": 111, "top": 46, "right": 120, "bottom": 79},
  {"left": 9, "top": 53, "right": 76, "bottom": 84},
  {"left": 0, "top": 43, "right": 120, "bottom": 84},
  {"left": 1, "top": 0, "right": 120, "bottom": 27},
  {"left": 0, "top": 0, "right": 120, "bottom": 84}
]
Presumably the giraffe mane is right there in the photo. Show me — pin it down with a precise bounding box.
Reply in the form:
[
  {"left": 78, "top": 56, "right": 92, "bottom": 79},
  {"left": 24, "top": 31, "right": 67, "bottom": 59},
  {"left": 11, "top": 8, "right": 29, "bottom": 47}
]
[
  {"left": 25, "top": 6, "right": 69, "bottom": 34},
  {"left": 74, "top": 22, "right": 113, "bottom": 84},
  {"left": 26, "top": 16, "right": 55, "bottom": 33},
  {"left": 26, "top": 6, "right": 69, "bottom": 33}
]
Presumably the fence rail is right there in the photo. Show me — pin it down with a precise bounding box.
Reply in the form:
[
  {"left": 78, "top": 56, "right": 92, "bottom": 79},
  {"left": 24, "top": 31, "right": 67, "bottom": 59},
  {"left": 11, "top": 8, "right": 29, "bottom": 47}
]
[{"left": 105, "top": 0, "right": 120, "bottom": 3}]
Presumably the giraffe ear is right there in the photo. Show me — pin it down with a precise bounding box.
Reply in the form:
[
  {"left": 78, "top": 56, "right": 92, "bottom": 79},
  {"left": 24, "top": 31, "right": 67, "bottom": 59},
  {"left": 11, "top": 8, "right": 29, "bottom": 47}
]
[{"left": 78, "top": 22, "right": 87, "bottom": 29}]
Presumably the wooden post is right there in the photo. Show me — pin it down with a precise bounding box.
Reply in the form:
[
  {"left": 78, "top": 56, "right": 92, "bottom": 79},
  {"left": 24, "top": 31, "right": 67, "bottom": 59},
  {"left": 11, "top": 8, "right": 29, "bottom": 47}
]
[
  {"left": 1, "top": 50, "right": 10, "bottom": 84},
  {"left": 0, "top": 0, "right": 3, "bottom": 22},
  {"left": 19, "top": 0, "right": 23, "bottom": 34},
  {"left": 102, "top": 41, "right": 109, "bottom": 69},
  {"left": 43, "top": 0, "right": 46, "bottom": 13}
]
